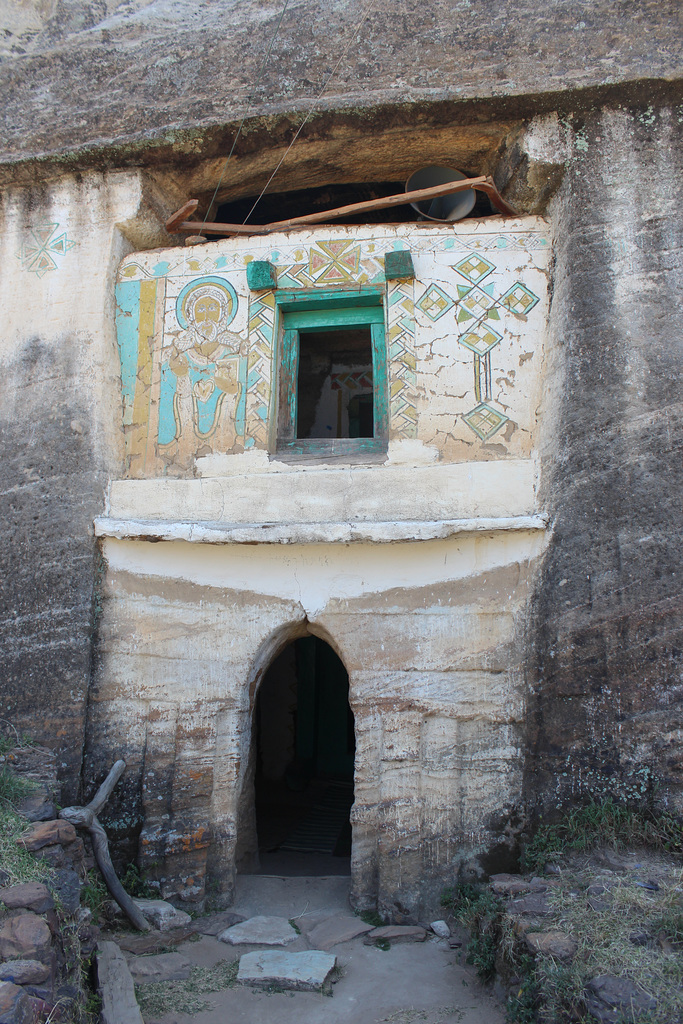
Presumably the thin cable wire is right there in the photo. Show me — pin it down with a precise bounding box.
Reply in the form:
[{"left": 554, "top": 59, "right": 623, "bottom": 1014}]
[
  {"left": 199, "top": 0, "right": 292, "bottom": 233},
  {"left": 242, "top": 0, "right": 377, "bottom": 224}
]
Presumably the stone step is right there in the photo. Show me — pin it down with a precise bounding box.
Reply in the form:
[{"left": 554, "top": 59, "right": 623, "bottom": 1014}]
[{"left": 237, "top": 950, "right": 336, "bottom": 991}]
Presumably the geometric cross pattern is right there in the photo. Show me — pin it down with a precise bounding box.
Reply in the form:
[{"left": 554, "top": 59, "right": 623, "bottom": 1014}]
[
  {"left": 458, "top": 326, "right": 502, "bottom": 356},
  {"left": 452, "top": 253, "right": 495, "bottom": 285},
  {"left": 416, "top": 283, "right": 454, "bottom": 321},
  {"left": 462, "top": 402, "right": 509, "bottom": 441},
  {"left": 500, "top": 282, "right": 539, "bottom": 315},
  {"left": 308, "top": 240, "right": 361, "bottom": 283},
  {"left": 16, "top": 222, "right": 76, "bottom": 278}
]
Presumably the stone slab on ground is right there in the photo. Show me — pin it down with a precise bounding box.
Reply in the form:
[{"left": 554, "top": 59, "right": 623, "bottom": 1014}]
[
  {"left": 0, "top": 960, "right": 50, "bottom": 985},
  {"left": 219, "top": 916, "right": 299, "bottom": 946},
  {"left": 195, "top": 911, "right": 245, "bottom": 936},
  {"left": 133, "top": 900, "right": 192, "bottom": 933},
  {"left": 525, "top": 931, "right": 577, "bottom": 959},
  {"left": 305, "top": 915, "right": 373, "bottom": 950},
  {"left": 237, "top": 949, "right": 336, "bottom": 991},
  {"left": 0, "top": 915, "right": 52, "bottom": 962},
  {"left": 364, "top": 925, "right": 427, "bottom": 944},
  {"left": 128, "top": 952, "right": 192, "bottom": 984},
  {"left": 0, "top": 981, "right": 35, "bottom": 1024},
  {"left": 97, "top": 941, "right": 144, "bottom": 1024},
  {"left": 0, "top": 884, "right": 53, "bottom": 914}
]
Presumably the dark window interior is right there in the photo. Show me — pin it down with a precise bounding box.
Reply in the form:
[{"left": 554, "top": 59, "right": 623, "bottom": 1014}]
[
  {"left": 297, "top": 327, "right": 374, "bottom": 439},
  {"left": 216, "top": 180, "right": 493, "bottom": 227}
]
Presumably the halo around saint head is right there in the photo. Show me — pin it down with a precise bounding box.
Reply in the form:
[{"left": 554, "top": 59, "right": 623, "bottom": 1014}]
[{"left": 175, "top": 276, "right": 238, "bottom": 330}]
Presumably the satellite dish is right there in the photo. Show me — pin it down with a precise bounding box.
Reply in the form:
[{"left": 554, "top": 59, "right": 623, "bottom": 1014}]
[{"left": 406, "top": 166, "right": 476, "bottom": 222}]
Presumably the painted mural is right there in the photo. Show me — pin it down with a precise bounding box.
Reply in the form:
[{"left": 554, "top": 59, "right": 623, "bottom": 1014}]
[{"left": 115, "top": 222, "right": 550, "bottom": 476}]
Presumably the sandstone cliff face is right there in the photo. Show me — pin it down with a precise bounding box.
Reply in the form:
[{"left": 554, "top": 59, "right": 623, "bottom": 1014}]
[{"left": 527, "top": 106, "right": 683, "bottom": 817}]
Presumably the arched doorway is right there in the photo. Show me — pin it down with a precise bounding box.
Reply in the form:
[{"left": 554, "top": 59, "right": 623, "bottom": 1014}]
[{"left": 253, "top": 635, "right": 355, "bottom": 875}]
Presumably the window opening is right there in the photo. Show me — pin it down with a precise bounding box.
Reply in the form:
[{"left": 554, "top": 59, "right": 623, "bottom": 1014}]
[
  {"left": 297, "top": 327, "right": 374, "bottom": 440},
  {"left": 277, "top": 293, "right": 387, "bottom": 457}
]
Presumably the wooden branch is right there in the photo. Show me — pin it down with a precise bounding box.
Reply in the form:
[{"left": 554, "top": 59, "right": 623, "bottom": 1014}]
[
  {"left": 263, "top": 176, "right": 491, "bottom": 229},
  {"left": 165, "top": 200, "right": 199, "bottom": 233},
  {"left": 88, "top": 759, "right": 126, "bottom": 816},
  {"left": 173, "top": 220, "right": 272, "bottom": 236},
  {"left": 60, "top": 761, "right": 151, "bottom": 932},
  {"left": 165, "top": 176, "right": 518, "bottom": 238}
]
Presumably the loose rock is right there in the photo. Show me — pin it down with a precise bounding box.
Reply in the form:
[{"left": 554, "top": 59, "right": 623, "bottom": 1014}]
[
  {"left": 586, "top": 975, "right": 657, "bottom": 1023},
  {"left": 0, "top": 884, "right": 53, "bottom": 914},
  {"left": 0, "top": 961, "right": 50, "bottom": 985},
  {"left": 306, "top": 915, "right": 373, "bottom": 950},
  {"left": 49, "top": 869, "right": 81, "bottom": 915},
  {"left": 364, "top": 925, "right": 427, "bottom": 944},
  {"left": 237, "top": 950, "right": 336, "bottom": 991},
  {"left": 430, "top": 920, "right": 450, "bottom": 939},
  {"left": 0, "top": 981, "right": 35, "bottom": 1024},
  {"left": 507, "top": 893, "right": 552, "bottom": 917},
  {"left": 18, "top": 821, "right": 77, "bottom": 852},
  {"left": 128, "top": 952, "right": 192, "bottom": 984},
  {"left": 16, "top": 788, "right": 57, "bottom": 824},
  {"left": 0, "top": 915, "right": 52, "bottom": 962},
  {"left": 489, "top": 874, "right": 532, "bottom": 896},
  {"left": 195, "top": 911, "right": 245, "bottom": 936},
  {"left": 525, "top": 930, "right": 577, "bottom": 959},
  {"left": 133, "top": 900, "right": 192, "bottom": 933}
]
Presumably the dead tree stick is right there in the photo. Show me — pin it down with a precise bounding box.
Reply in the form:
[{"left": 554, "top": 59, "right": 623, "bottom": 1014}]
[{"left": 60, "top": 761, "right": 151, "bottom": 932}]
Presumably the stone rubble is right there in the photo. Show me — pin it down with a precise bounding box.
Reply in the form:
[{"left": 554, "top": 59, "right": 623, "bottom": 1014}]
[
  {"left": 364, "top": 925, "right": 427, "bottom": 945},
  {"left": 195, "top": 910, "right": 245, "bottom": 935},
  {"left": 133, "top": 899, "right": 193, "bottom": 933},
  {"left": 429, "top": 920, "right": 450, "bottom": 939},
  {"left": 0, "top": 962, "right": 50, "bottom": 986}
]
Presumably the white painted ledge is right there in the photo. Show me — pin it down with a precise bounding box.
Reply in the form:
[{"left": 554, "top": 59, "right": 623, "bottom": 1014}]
[{"left": 94, "top": 515, "right": 548, "bottom": 545}]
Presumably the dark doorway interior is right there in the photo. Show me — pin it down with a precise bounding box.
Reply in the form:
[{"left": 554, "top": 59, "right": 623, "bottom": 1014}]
[{"left": 254, "top": 636, "right": 355, "bottom": 875}]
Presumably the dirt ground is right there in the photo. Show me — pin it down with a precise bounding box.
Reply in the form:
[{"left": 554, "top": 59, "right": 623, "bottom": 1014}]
[{"left": 142, "top": 875, "right": 506, "bottom": 1024}]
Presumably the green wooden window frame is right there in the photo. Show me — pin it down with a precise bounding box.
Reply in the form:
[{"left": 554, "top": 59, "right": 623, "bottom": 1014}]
[{"left": 274, "top": 288, "right": 387, "bottom": 457}]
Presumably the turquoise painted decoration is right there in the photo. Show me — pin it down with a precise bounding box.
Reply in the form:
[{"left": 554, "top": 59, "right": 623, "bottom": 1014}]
[
  {"left": 246, "top": 261, "right": 278, "bottom": 291},
  {"left": 158, "top": 275, "right": 243, "bottom": 446},
  {"left": 114, "top": 280, "right": 141, "bottom": 427}
]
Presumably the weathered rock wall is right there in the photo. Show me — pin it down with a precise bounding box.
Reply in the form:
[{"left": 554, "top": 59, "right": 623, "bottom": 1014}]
[
  {"left": 1, "top": 0, "right": 681, "bottom": 171},
  {"left": 527, "top": 105, "right": 683, "bottom": 815},
  {"left": 0, "top": 172, "right": 169, "bottom": 797}
]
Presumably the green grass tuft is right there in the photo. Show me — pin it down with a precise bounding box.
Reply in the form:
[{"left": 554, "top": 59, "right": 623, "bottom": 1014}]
[
  {"left": 0, "top": 807, "right": 52, "bottom": 886},
  {"left": 522, "top": 798, "right": 683, "bottom": 874}
]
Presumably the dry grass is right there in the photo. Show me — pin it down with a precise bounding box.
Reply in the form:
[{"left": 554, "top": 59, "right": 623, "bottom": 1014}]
[
  {"left": 517, "top": 863, "right": 683, "bottom": 1023},
  {"left": 134, "top": 960, "right": 239, "bottom": 1017}
]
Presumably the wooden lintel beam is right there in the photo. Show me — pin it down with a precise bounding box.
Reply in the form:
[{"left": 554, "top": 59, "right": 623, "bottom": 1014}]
[{"left": 165, "top": 176, "right": 518, "bottom": 238}]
